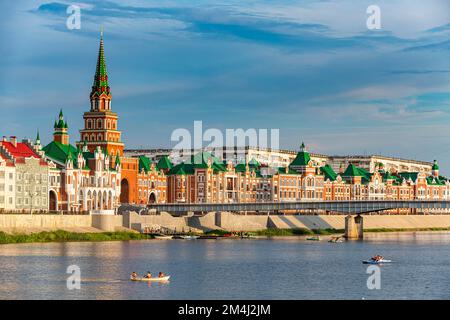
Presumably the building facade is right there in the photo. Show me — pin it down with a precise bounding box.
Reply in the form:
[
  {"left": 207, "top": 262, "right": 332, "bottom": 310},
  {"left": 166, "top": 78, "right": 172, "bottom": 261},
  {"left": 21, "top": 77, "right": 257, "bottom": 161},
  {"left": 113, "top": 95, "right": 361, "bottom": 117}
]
[{"left": 0, "top": 136, "right": 49, "bottom": 212}]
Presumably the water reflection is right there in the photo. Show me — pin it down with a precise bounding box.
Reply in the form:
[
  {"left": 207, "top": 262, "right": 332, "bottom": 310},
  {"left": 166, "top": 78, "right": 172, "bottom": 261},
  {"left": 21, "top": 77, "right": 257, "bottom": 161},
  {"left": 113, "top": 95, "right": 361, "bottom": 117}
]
[{"left": 0, "top": 234, "right": 449, "bottom": 299}]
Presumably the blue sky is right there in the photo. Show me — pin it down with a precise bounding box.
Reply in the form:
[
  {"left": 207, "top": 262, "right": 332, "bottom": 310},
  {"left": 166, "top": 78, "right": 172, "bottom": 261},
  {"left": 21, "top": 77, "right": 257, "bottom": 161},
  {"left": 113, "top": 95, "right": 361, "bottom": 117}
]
[{"left": 1, "top": 1, "right": 450, "bottom": 172}]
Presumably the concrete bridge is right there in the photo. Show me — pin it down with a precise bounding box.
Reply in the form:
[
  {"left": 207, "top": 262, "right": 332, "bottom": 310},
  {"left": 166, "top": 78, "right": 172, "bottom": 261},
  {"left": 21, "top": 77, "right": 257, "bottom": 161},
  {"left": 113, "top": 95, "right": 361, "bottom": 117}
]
[
  {"left": 147, "top": 200, "right": 450, "bottom": 215},
  {"left": 146, "top": 200, "right": 450, "bottom": 240}
]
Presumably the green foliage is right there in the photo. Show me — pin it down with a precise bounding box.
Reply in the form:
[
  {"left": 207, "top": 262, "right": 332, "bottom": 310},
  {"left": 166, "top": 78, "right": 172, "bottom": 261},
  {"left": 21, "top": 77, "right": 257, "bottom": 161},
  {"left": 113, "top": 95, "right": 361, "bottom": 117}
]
[{"left": 0, "top": 230, "right": 152, "bottom": 244}]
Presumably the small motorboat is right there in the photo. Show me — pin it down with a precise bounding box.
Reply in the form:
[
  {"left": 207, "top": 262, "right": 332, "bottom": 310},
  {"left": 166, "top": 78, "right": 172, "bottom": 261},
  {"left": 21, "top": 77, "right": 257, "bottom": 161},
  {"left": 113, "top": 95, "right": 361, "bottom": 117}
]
[
  {"left": 328, "top": 237, "right": 344, "bottom": 243},
  {"left": 306, "top": 236, "right": 320, "bottom": 241},
  {"left": 180, "top": 235, "right": 199, "bottom": 240},
  {"left": 362, "top": 259, "right": 392, "bottom": 264},
  {"left": 154, "top": 235, "right": 173, "bottom": 240},
  {"left": 130, "top": 276, "right": 171, "bottom": 282}
]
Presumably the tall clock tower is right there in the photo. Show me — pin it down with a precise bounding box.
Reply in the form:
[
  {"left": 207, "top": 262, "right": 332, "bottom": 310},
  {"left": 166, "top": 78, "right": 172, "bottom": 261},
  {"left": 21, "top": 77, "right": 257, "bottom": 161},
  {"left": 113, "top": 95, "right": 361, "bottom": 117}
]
[{"left": 77, "top": 31, "right": 124, "bottom": 158}]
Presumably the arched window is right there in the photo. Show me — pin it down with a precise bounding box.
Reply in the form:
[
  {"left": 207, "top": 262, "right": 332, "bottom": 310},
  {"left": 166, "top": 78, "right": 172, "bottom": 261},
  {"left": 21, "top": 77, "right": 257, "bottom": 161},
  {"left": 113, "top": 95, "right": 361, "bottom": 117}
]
[
  {"left": 87, "top": 119, "right": 92, "bottom": 129},
  {"left": 97, "top": 119, "right": 102, "bottom": 129}
]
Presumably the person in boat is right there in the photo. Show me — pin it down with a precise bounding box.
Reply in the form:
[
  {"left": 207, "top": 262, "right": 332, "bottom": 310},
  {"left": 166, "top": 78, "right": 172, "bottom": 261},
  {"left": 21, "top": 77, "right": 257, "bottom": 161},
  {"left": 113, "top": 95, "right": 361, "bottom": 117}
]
[
  {"left": 130, "top": 271, "right": 138, "bottom": 279},
  {"left": 371, "top": 255, "right": 383, "bottom": 262},
  {"left": 144, "top": 271, "right": 152, "bottom": 279},
  {"left": 158, "top": 272, "right": 165, "bottom": 278}
]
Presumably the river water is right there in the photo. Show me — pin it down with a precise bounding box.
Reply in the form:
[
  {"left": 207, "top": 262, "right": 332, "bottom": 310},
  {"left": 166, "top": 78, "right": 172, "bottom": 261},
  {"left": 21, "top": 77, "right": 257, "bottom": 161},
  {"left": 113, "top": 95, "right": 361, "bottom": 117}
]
[{"left": 0, "top": 233, "right": 449, "bottom": 300}]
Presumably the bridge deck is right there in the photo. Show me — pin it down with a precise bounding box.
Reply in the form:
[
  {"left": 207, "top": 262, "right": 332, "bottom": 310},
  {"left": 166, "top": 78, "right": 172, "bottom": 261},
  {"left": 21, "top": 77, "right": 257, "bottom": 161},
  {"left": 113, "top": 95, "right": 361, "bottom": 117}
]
[{"left": 146, "top": 200, "right": 450, "bottom": 215}]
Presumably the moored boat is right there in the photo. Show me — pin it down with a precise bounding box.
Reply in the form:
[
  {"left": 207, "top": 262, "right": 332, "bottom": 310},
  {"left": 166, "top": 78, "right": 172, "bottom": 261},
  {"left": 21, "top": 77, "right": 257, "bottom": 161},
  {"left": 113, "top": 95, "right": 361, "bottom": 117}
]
[
  {"left": 180, "top": 235, "right": 199, "bottom": 240},
  {"left": 154, "top": 235, "right": 173, "bottom": 240}
]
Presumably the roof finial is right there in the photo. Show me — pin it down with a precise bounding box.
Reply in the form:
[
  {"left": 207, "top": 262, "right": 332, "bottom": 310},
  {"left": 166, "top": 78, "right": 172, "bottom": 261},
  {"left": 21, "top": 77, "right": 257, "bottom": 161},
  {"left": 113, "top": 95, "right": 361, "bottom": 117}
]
[
  {"left": 100, "top": 25, "right": 104, "bottom": 39},
  {"left": 300, "top": 141, "right": 305, "bottom": 151}
]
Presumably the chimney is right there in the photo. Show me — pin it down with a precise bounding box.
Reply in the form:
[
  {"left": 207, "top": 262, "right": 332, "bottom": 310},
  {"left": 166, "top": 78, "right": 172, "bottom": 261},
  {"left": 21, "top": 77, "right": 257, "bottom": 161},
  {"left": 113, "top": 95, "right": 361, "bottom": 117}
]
[{"left": 10, "top": 136, "right": 17, "bottom": 147}]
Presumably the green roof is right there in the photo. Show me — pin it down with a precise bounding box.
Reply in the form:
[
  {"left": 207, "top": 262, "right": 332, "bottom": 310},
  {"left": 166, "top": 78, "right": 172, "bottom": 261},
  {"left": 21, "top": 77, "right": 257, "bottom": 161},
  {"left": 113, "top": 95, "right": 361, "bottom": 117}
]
[
  {"left": 342, "top": 164, "right": 364, "bottom": 177},
  {"left": 91, "top": 32, "right": 110, "bottom": 96},
  {"left": 138, "top": 155, "right": 152, "bottom": 173},
  {"left": 54, "top": 109, "right": 68, "bottom": 130},
  {"left": 290, "top": 150, "right": 311, "bottom": 167},
  {"left": 190, "top": 152, "right": 227, "bottom": 172},
  {"left": 383, "top": 171, "right": 397, "bottom": 181},
  {"left": 43, "top": 141, "right": 78, "bottom": 164},
  {"left": 321, "top": 164, "right": 338, "bottom": 181},
  {"left": 398, "top": 172, "right": 419, "bottom": 182},
  {"left": 432, "top": 160, "right": 439, "bottom": 171},
  {"left": 277, "top": 166, "right": 298, "bottom": 175},
  {"left": 248, "top": 158, "right": 260, "bottom": 168},
  {"left": 167, "top": 162, "right": 195, "bottom": 175},
  {"left": 156, "top": 156, "right": 173, "bottom": 171}
]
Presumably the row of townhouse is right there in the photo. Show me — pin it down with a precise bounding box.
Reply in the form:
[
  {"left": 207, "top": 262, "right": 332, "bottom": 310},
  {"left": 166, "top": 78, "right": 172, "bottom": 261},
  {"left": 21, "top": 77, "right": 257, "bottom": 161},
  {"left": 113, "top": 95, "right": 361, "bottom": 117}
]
[{"left": 150, "top": 143, "right": 450, "bottom": 206}]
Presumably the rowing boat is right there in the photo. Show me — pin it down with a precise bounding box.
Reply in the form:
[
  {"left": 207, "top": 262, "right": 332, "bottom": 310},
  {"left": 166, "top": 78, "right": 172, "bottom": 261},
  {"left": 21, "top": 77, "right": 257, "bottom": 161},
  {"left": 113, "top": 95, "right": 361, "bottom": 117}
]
[{"left": 130, "top": 276, "right": 170, "bottom": 282}]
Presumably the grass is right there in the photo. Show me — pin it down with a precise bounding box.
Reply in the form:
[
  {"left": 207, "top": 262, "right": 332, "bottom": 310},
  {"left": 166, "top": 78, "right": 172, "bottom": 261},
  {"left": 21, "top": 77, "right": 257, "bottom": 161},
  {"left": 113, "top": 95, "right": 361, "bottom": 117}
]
[{"left": 0, "top": 230, "right": 153, "bottom": 244}]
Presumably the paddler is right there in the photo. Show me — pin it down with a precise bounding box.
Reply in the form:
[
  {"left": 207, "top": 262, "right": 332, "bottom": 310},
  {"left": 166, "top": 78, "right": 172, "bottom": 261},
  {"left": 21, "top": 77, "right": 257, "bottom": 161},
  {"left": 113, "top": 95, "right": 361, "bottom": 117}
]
[
  {"left": 144, "top": 271, "right": 152, "bottom": 279},
  {"left": 130, "top": 271, "right": 138, "bottom": 279},
  {"left": 158, "top": 272, "right": 165, "bottom": 278}
]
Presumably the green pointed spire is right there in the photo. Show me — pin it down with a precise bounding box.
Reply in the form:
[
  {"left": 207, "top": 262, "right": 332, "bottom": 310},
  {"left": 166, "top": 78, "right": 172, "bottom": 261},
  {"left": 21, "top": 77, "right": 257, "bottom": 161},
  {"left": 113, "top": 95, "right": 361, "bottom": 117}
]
[
  {"left": 55, "top": 109, "right": 67, "bottom": 130},
  {"left": 67, "top": 149, "right": 74, "bottom": 162},
  {"left": 115, "top": 153, "right": 121, "bottom": 166},
  {"left": 36, "top": 130, "right": 40, "bottom": 142},
  {"left": 91, "top": 30, "right": 110, "bottom": 96}
]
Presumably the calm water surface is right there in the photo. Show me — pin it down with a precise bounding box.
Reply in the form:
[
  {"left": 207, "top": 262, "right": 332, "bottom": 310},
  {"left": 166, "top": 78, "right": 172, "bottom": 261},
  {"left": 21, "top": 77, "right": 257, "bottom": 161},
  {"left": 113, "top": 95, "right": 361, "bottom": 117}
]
[{"left": 0, "top": 233, "right": 449, "bottom": 299}]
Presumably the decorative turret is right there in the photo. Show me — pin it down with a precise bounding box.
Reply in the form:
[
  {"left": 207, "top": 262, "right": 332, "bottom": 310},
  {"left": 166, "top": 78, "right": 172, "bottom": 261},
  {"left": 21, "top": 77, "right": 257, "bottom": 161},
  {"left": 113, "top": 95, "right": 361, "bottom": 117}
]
[
  {"left": 35, "top": 130, "right": 41, "bottom": 150},
  {"left": 432, "top": 160, "right": 439, "bottom": 177},
  {"left": 289, "top": 141, "right": 312, "bottom": 173},
  {"left": 53, "top": 109, "right": 69, "bottom": 145}
]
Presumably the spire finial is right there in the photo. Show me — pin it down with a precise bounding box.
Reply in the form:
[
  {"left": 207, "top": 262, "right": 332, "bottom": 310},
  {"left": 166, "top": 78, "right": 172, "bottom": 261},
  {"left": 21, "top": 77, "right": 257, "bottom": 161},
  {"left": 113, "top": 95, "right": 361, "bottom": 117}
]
[{"left": 100, "top": 25, "right": 104, "bottom": 39}]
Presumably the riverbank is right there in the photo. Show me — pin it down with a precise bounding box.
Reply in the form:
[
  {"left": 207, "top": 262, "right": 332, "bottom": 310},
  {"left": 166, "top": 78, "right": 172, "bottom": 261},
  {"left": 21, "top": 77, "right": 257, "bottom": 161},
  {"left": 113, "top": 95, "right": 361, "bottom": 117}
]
[
  {"left": 0, "top": 230, "right": 153, "bottom": 244},
  {"left": 2, "top": 227, "right": 450, "bottom": 244}
]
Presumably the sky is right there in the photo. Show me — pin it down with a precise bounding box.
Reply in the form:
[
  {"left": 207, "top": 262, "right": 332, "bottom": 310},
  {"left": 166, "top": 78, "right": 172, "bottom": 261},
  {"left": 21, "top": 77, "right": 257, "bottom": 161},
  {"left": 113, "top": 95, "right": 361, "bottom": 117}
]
[{"left": 0, "top": 1, "right": 450, "bottom": 172}]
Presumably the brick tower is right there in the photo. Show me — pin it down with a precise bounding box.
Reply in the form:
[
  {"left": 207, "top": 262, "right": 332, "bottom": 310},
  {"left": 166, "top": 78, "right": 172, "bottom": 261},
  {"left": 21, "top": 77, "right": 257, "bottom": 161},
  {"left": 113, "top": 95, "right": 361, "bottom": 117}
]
[{"left": 77, "top": 31, "right": 124, "bottom": 158}]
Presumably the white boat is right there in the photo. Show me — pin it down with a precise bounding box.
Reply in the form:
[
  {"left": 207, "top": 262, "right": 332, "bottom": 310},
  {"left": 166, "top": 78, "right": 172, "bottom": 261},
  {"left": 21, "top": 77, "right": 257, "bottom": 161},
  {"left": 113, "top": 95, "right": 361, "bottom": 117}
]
[
  {"left": 130, "top": 276, "right": 171, "bottom": 282},
  {"left": 180, "top": 235, "right": 199, "bottom": 240},
  {"left": 362, "top": 259, "right": 392, "bottom": 264},
  {"left": 155, "top": 235, "right": 173, "bottom": 240}
]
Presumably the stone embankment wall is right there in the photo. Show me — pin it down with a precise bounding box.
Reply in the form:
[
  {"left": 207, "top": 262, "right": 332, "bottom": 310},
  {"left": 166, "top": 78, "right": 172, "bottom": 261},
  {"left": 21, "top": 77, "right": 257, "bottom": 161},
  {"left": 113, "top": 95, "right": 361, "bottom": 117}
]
[{"left": 1, "top": 212, "right": 450, "bottom": 234}]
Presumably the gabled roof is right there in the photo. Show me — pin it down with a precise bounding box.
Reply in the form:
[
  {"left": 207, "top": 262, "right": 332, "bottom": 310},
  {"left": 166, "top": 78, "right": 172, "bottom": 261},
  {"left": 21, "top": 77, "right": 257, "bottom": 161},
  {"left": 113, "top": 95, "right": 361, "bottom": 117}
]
[
  {"left": 342, "top": 164, "right": 364, "bottom": 177},
  {"left": 2, "top": 141, "right": 40, "bottom": 159},
  {"left": 321, "top": 164, "right": 338, "bottom": 181},
  {"left": 42, "top": 141, "right": 78, "bottom": 164},
  {"left": 156, "top": 155, "right": 173, "bottom": 171},
  {"left": 138, "top": 155, "right": 152, "bottom": 173},
  {"left": 167, "top": 162, "right": 195, "bottom": 175},
  {"left": 398, "top": 172, "right": 419, "bottom": 182},
  {"left": 290, "top": 150, "right": 311, "bottom": 167}
]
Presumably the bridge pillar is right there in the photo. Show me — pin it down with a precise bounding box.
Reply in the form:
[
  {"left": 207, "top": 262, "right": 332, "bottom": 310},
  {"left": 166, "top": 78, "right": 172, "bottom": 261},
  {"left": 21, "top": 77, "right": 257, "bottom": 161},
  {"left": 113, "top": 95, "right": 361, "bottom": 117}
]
[{"left": 345, "top": 214, "right": 364, "bottom": 240}]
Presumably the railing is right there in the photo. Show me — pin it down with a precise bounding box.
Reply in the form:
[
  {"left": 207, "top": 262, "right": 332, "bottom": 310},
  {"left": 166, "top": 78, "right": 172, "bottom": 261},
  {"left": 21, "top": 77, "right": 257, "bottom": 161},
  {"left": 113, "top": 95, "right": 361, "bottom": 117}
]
[{"left": 145, "top": 200, "right": 450, "bottom": 215}]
